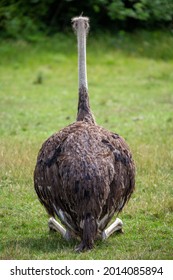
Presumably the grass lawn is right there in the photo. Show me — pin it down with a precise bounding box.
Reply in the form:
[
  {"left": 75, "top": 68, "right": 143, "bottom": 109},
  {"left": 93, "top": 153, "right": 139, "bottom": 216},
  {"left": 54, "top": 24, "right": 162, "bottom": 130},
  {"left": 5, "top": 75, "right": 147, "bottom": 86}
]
[{"left": 0, "top": 30, "right": 173, "bottom": 260}]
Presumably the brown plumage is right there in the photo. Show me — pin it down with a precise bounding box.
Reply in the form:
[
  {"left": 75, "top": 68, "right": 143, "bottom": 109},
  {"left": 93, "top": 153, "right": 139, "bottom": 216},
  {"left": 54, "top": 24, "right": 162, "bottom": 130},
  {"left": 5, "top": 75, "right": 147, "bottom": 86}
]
[{"left": 34, "top": 16, "right": 135, "bottom": 252}]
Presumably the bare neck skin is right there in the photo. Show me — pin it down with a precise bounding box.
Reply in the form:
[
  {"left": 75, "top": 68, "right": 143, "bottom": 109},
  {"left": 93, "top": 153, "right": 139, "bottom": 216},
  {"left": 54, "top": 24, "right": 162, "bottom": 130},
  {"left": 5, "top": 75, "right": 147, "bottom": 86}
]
[
  {"left": 72, "top": 16, "right": 95, "bottom": 124},
  {"left": 72, "top": 16, "right": 89, "bottom": 90}
]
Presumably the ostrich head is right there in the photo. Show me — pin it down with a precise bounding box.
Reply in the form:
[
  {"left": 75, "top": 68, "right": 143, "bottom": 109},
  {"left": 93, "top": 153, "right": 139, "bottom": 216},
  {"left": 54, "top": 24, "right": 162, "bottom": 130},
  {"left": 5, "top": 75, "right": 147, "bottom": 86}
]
[
  {"left": 72, "top": 16, "right": 89, "bottom": 34},
  {"left": 72, "top": 16, "right": 89, "bottom": 90}
]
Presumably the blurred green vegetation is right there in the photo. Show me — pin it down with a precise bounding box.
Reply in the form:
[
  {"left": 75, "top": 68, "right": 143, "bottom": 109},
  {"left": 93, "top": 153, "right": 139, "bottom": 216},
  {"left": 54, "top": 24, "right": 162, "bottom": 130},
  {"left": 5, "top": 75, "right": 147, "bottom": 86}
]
[{"left": 0, "top": 0, "right": 173, "bottom": 39}]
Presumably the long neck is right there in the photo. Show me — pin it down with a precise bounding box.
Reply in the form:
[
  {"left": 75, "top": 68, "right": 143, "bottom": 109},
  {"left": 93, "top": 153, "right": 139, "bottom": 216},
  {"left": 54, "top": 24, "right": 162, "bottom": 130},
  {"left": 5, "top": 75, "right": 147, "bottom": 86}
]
[
  {"left": 77, "top": 25, "right": 88, "bottom": 89},
  {"left": 72, "top": 16, "right": 95, "bottom": 124}
]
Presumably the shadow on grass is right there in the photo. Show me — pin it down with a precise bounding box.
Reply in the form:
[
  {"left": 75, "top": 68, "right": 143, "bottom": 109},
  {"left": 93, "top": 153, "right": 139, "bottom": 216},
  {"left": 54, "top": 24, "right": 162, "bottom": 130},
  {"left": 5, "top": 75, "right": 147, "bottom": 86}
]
[
  {"left": 0, "top": 230, "right": 126, "bottom": 260},
  {"left": 23, "top": 235, "right": 76, "bottom": 251},
  {"left": 0, "top": 232, "right": 78, "bottom": 259}
]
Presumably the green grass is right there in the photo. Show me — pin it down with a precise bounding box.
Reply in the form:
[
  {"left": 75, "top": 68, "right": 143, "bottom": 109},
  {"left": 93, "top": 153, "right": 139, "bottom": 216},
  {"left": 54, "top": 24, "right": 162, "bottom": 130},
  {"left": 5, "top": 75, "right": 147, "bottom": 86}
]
[{"left": 0, "top": 30, "right": 173, "bottom": 260}]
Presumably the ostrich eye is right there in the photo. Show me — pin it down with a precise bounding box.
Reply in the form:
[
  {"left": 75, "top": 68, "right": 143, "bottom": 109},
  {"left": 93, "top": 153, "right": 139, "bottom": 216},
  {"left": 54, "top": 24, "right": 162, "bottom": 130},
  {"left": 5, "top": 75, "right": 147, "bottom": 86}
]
[
  {"left": 84, "top": 22, "right": 89, "bottom": 30},
  {"left": 73, "top": 22, "right": 77, "bottom": 30}
]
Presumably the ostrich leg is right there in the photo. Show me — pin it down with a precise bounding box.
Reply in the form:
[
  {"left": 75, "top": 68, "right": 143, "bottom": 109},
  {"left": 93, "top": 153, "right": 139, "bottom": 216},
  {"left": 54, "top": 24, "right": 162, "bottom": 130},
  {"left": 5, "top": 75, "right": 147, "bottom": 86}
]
[
  {"left": 102, "top": 218, "right": 123, "bottom": 240},
  {"left": 48, "top": 217, "right": 72, "bottom": 241}
]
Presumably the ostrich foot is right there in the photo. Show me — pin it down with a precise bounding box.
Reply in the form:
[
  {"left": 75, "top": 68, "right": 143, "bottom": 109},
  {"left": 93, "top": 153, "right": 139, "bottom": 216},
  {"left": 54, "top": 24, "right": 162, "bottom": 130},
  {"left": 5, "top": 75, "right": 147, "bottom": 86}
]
[
  {"left": 117, "top": 228, "right": 124, "bottom": 234},
  {"left": 49, "top": 226, "right": 57, "bottom": 233},
  {"left": 102, "top": 218, "right": 123, "bottom": 240},
  {"left": 48, "top": 217, "right": 71, "bottom": 241}
]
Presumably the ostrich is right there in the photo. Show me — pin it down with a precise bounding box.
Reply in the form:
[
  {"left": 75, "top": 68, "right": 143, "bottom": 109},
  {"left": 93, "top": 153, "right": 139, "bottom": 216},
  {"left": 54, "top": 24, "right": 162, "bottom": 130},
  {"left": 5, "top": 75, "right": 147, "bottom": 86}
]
[{"left": 34, "top": 16, "right": 135, "bottom": 252}]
